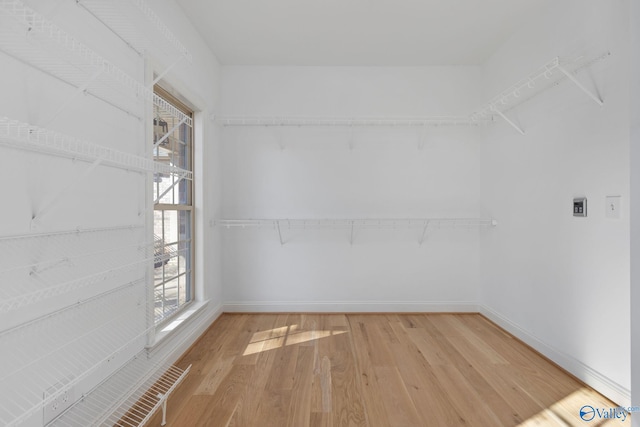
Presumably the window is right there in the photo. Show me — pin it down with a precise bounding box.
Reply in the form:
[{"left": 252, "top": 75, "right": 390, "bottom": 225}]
[{"left": 153, "top": 86, "right": 193, "bottom": 324}]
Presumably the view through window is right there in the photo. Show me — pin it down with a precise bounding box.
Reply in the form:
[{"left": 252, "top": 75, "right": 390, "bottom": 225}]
[{"left": 153, "top": 86, "right": 193, "bottom": 324}]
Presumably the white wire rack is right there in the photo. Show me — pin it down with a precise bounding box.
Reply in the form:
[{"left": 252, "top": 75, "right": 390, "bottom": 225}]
[
  {"left": 46, "top": 288, "right": 216, "bottom": 427},
  {"left": 0, "top": 225, "right": 147, "bottom": 313},
  {"left": 0, "top": 0, "right": 193, "bottom": 126},
  {"left": 45, "top": 291, "right": 210, "bottom": 427},
  {"left": 0, "top": 224, "right": 142, "bottom": 243},
  {"left": 219, "top": 53, "right": 609, "bottom": 135},
  {"left": 153, "top": 94, "right": 193, "bottom": 128},
  {"left": 77, "top": 0, "right": 192, "bottom": 64},
  {"left": 0, "top": 282, "right": 149, "bottom": 427},
  {"left": 216, "top": 218, "right": 497, "bottom": 228},
  {"left": 0, "top": 117, "right": 192, "bottom": 179},
  {"left": 216, "top": 218, "right": 497, "bottom": 245},
  {"left": 218, "top": 116, "right": 489, "bottom": 127},
  {"left": 471, "top": 52, "right": 610, "bottom": 134},
  {"left": 51, "top": 357, "right": 190, "bottom": 427}
]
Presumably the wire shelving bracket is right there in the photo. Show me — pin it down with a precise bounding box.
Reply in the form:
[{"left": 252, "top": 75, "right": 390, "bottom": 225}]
[{"left": 471, "top": 52, "right": 610, "bottom": 134}]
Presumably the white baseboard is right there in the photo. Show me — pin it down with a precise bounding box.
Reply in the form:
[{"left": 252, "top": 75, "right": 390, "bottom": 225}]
[
  {"left": 223, "top": 300, "right": 479, "bottom": 313},
  {"left": 479, "top": 305, "right": 631, "bottom": 407}
]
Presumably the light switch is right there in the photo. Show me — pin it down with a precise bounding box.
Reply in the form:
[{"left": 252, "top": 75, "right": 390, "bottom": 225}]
[{"left": 606, "top": 196, "right": 621, "bottom": 219}]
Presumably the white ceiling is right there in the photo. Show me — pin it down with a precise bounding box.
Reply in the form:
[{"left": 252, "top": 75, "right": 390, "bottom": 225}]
[{"left": 175, "top": 0, "right": 550, "bottom": 66}]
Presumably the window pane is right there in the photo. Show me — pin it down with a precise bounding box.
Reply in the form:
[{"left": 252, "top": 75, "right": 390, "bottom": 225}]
[
  {"left": 154, "top": 276, "right": 179, "bottom": 321},
  {"left": 153, "top": 107, "right": 191, "bottom": 205},
  {"left": 165, "top": 244, "right": 179, "bottom": 275},
  {"left": 178, "top": 274, "right": 187, "bottom": 307},
  {"left": 155, "top": 173, "right": 177, "bottom": 204},
  {"left": 177, "top": 247, "right": 187, "bottom": 276},
  {"left": 163, "top": 211, "right": 178, "bottom": 244},
  {"left": 179, "top": 210, "right": 190, "bottom": 243}
]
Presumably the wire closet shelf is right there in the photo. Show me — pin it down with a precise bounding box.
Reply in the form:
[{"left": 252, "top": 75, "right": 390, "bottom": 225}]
[
  {"left": 49, "top": 356, "right": 190, "bottom": 427},
  {"left": 76, "top": 0, "right": 192, "bottom": 63},
  {"left": 216, "top": 218, "right": 498, "bottom": 245},
  {"left": 0, "top": 0, "right": 195, "bottom": 425},
  {"left": 0, "top": 0, "right": 192, "bottom": 126},
  {"left": 470, "top": 52, "right": 609, "bottom": 133},
  {"left": 0, "top": 225, "right": 185, "bottom": 314},
  {"left": 0, "top": 282, "right": 148, "bottom": 426},
  {"left": 218, "top": 52, "right": 609, "bottom": 134},
  {"left": 0, "top": 300, "right": 189, "bottom": 427},
  {"left": 0, "top": 117, "right": 192, "bottom": 179},
  {"left": 216, "top": 218, "right": 497, "bottom": 229},
  {"left": 218, "top": 116, "right": 489, "bottom": 127}
]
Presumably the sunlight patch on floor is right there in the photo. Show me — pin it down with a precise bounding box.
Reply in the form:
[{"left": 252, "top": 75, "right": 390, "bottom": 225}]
[
  {"left": 243, "top": 325, "right": 348, "bottom": 356},
  {"left": 518, "top": 387, "right": 630, "bottom": 426},
  {"left": 249, "top": 324, "right": 299, "bottom": 343}
]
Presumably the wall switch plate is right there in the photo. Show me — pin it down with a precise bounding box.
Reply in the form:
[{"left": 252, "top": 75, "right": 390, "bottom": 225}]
[
  {"left": 573, "top": 197, "right": 587, "bottom": 217},
  {"left": 606, "top": 196, "right": 621, "bottom": 219}
]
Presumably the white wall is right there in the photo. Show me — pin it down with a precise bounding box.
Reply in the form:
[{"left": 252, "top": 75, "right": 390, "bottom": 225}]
[
  {"left": 480, "top": 0, "right": 631, "bottom": 405},
  {"left": 220, "top": 66, "right": 486, "bottom": 311},
  {"left": 630, "top": 0, "right": 640, "bottom": 423},
  {"left": 0, "top": 0, "right": 222, "bottom": 425}
]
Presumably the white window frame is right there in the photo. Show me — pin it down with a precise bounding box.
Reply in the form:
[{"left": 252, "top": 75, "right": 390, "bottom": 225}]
[
  {"left": 144, "top": 59, "right": 210, "bottom": 348},
  {"left": 152, "top": 85, "right": 195, "bottom": 327}
]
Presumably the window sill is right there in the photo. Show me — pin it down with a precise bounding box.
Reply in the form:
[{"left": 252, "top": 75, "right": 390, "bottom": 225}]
[{"left": 147, "top": 300, "right": 210, "bottom": 351}]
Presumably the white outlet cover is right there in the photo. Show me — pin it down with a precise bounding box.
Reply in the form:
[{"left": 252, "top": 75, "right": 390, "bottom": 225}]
[
  {"left": 606, "top": 196, "right": 621, "bottom": 219},
  {"left": 43, "top": 379, "right": 75, "bottom": 424}
]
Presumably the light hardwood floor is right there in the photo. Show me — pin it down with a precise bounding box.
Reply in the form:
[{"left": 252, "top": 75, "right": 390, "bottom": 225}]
[{"left": 148, "top": 314, "right": 628, "bottom": 426}]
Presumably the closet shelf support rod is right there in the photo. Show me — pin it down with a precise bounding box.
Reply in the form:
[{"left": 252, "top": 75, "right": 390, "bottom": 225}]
[
  {"left": 490, "top": 105, "right": 525, "bottom": 135},
  {"left": 556, "top": 64, "right": 604, "bottom": 106}
]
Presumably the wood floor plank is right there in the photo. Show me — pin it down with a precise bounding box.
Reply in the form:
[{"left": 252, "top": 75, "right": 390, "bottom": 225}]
[
  {"left": 405, "top": 328, "right": 452, "bottom": 366},
  {"left": 386, "top": 320, "right": 467, "bottom": 425},
  {"left": 468, "top": 362, "right": 546, "bottom": 424},
  {"left": 431, "top": 364, "right": 506, "bottom": 427},
  {"left": 194, "top": 355, "right": 235, "bottom": 395},
  {"left": 313, "top": 314, "right": 368, "bottom": 427},
  {"left": 172, "top": 395, "right": 220, "bottom": 427},
  {"left": 150, "top": 313, "right": 628, "bottom": 427},
  {"left": 435, "top": 337, "right": 524, "bottom": 425},
  {"left": 232, "top": 316, "right": 287, "bottom": 426},
  {"left": 374, "top": 366, "right": 422, "bottom": 427},
  {"left": 310, "top": 411, "right": 333, "bottom": 427},
  {"left": 446, "top": 316, "right": 509, "bottom": 365},
  {"left": 266, "top": 344, "right": 299, "bottom": 391},
  {"left": 325, "top": 346, "right": 367, "bottom": 426},
  {"left": 194, "top": 363, "right": 255, "bottom": 426},
  {"left": 347, "top": 316, "right": 392, "bottom": 427},
  {"left": 286, "top": 346, "right": 315, "bottom": 427},
  {"left": 350, "top": 316, "right": 395, "bottom": 367}
]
